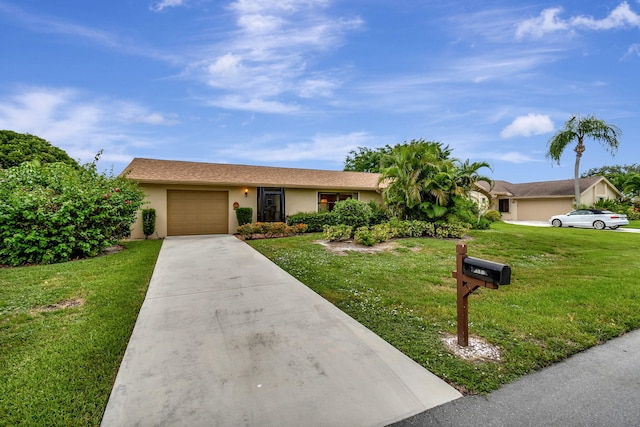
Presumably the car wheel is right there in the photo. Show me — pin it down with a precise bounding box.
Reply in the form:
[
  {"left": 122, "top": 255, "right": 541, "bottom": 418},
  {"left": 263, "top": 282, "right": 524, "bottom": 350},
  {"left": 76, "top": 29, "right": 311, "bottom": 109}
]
[
  {"left": 593, "top": 220, "right": 606, "bottom": 230},
  {"left": 551, "top": 219, "right": 562, "bottom": 227}
]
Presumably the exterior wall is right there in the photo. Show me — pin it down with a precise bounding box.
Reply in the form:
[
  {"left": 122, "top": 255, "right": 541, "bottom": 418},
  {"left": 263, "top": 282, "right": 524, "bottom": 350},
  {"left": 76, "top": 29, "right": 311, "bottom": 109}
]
[
  {"left": 130, "top": 184, "right": 383, "bottom": 238},
  {"left": 131, "top": 184, "right": 256, "bottom": 238},
  {"left": 581, "top": 181, "right": 619, "bottom": 206},
  {"left": 469, "top": 191, "right": 491, "bottom": 211}
]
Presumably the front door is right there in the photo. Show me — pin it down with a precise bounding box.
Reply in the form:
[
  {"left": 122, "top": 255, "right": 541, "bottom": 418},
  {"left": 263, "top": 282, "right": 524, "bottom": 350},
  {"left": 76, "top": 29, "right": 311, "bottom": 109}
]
[{"left": 258, "top": 187, "right": 285, "bottom": 222}]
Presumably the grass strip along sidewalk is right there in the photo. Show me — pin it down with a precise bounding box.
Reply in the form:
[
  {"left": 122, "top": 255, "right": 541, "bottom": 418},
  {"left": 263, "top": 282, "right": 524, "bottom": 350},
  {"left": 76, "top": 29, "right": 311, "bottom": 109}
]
[
  {"left": 248, "top": 222, "right": 640, "bottom": 394},
  {"left": 0, "top": 240, "right": 162, "bottom": 426}
]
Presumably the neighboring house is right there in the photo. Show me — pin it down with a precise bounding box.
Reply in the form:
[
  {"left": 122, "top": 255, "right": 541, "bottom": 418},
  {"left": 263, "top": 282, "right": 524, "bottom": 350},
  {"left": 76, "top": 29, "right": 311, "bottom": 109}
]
[
  {"left": 121, "top": 158, "right": 383, "bottom": 238},
  {"left": 473, "top": 176, "right": 623, "bottom": 221}
]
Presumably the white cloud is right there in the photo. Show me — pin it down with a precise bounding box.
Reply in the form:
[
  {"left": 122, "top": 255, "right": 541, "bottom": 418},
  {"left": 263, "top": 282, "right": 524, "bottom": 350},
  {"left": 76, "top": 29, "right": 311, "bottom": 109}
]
[
  {"left": 217, "top": 131, "right": 372, "bottom": 162},
  {"left": 494, "top": 151, "right": 541, "bottom": 163},
  {"left": 0, "top": 87, "right": 177, "bottom": 165},
  {"left": 150, "top": 0, "right": 187, "bottom": 12},
  {"left": 190, "top": 0, "right": 362, "bottom": 113},
  {"left": 516, "top": 2, "right": 640, "bottom": 39},
  {"left": 623, "top": 43, "right": 640, "bottom": 59},
  {"left": 500, "top": 114, "right": 554, "bottom": 138},
  {"left": 571, "top": 2, "right": 640, "bottom": 30},
  {"left": 516, "top": 7, "right": 569, "bottom": 39},
  {"left": 206, "top": 95, "right": 300, "bottom": 114}
]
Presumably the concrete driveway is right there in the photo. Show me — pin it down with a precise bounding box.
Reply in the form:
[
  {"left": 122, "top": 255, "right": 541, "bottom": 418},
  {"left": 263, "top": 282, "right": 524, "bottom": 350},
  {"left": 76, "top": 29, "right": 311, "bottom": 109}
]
[
  {"left": 101, "top": 235, "right": 461, "bottom": 427},
  {"left": 505, "top": 220, "right": 640, "bottom": 232}
]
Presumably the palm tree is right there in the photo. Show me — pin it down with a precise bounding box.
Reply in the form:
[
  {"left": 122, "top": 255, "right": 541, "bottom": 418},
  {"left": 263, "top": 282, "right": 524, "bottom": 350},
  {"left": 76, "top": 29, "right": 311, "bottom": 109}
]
[
  {"left": 379, "top": 140, "right": 492, "bottom": 221},
  {"left": 547, "top": 115, "right": 622, "bottom": 206},
  {"left": 622, "top": 173, "right": 640, "bottom": 199}
]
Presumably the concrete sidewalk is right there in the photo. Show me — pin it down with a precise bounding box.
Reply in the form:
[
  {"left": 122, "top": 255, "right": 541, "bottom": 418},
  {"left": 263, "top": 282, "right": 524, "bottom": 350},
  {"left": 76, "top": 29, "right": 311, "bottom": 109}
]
[{"left": 101, "top": 235, "right": 461, "bottom": 427}]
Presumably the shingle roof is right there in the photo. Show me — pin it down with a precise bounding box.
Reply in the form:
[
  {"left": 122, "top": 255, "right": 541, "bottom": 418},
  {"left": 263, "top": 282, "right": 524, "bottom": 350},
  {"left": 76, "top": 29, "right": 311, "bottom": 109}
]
[
  {"left": 120, "top": 158, "right": 383, "bottom": 191},
  {"left": 476, "top": 176, "right": 608, "bottom": 198}
]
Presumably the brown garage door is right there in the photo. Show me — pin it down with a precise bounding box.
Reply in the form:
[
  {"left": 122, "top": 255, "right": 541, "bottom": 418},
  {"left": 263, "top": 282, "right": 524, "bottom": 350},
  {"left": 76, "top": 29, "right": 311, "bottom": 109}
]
[{"left": 167, "top": 190, "right": 228, "bottom": 235}]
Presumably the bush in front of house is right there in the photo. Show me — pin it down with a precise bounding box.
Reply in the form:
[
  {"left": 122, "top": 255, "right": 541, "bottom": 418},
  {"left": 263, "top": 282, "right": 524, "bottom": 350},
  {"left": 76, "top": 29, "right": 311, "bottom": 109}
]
[
  {"left": 354, "top": 226, "right": 375, "bottom": 246},
  {"left": 322, "top": 224, "right": 353, "bottom": 242},
  {"left": 287, "top": 211, "right": 337, "bottom": 232},
  {"left": 237, "top": 222, "right": 308, "bottom": 239},
  {"left": 0, "top": 160, "right": 144, "bottom": 266},
  {"left": 484, "top": 209, "right": 502, "bottom": 222},
  {"left": 332, "top": 199, "right": 371, "bottom": 230},
  {"left": 367, "top": 200, "right": 390, "bottom": 225},
  {"left": 235, "top": 207, "right": 253, "bottom": 226},
  {"left": 333, "top": 219, "right": 468, "bottom": 246},
  {"left": 142, "top": 208, "right": 156, "bottom": 238}
]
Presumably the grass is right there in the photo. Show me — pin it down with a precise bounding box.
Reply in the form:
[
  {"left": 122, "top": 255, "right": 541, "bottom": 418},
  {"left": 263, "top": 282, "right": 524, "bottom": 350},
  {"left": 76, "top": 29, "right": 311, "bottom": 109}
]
[
  {"left": 0, "top": 240, "right": 162, "bottom": 426},
  {"left": 247, "top": 222, "right": 640, "bottom": 394},
  {"left": 626, "top": 219, "right": 640, "bottom": 228}
]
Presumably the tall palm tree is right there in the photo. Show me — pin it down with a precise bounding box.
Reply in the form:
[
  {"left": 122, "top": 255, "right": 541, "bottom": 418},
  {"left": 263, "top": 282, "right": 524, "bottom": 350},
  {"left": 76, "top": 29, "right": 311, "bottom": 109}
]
[{"left": 547, "top": 115, "right": 622, "bottom": 206}]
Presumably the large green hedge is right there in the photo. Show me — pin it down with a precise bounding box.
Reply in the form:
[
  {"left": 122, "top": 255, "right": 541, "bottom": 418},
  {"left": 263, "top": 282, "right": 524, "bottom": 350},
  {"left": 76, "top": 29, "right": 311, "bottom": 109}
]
[{"left": 0, "top": 161, "right": 144, "bottom": 266}]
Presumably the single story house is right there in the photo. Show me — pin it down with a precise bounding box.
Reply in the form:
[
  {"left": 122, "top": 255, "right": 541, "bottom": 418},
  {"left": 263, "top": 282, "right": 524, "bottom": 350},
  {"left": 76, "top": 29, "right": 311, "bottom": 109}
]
[
  {"left": 473, "top": 176, "right": 623, "bottom": 221},
  {"left": 121, "top": 158, "right": 383, "bottom": 238}
]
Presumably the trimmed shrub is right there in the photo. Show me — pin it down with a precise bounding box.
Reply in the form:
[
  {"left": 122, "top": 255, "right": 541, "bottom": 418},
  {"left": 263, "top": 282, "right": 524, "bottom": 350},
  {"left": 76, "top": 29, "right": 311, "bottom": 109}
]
[
  {"left": 323, "top": 224, "right": 353, "bottom": 242},
  {"left": 433, "top": 222, "right": 468, "bottom": 239},
  {"left": 236, "top": 222, "right": 306, "bottom": 239},
  {"left": 266, "top": 222, "right": 288, "bottom": 238},
  {"left": 332, "top": 199, "right": 371, "bottom": 229},
  {"left": 142, "top": 208, "right": 156, "bottom": 238},
  {"left": 0, "top": 160, "right": 144, "bottom": 266},
  {"left": 237, "top": 223, "right": 255, "bottom": 239},
  {"left": 287, "top": 211, "right": 337, "bottom": 232},
  {"left": 235, "top": 207, "right": 253, "bottom": 226},
  {"left": 354, "top": 226, "right": 375, "bottom": 246},
  {"left": 292, "top": 223, "right": 308, "bottom": 234},
  {"left": 371, "top": 222, "right": 393, "bottom": 243},
  {"left": 484, "top": 209, "right": 502, "bottom": 222},
  {"left": 368, "top": 200, "right": 390, "bottom": 225}
]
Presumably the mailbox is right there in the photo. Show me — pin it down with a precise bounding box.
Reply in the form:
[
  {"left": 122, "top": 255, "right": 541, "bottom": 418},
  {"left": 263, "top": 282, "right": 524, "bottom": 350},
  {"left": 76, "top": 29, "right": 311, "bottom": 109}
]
[{"left": 462, "top": 256, "right": 511, "bottom": 286}]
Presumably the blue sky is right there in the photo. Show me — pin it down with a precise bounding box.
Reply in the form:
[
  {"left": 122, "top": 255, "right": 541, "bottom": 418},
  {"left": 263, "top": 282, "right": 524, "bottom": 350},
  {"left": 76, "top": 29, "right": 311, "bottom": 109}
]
[{"left": 1, "top": 0, "right": 639, "bottom": 183}]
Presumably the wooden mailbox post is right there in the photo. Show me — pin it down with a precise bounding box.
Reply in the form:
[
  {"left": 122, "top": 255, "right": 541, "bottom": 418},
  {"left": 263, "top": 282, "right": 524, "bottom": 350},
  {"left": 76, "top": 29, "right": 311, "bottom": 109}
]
[{"left": 452, "top": 243, "right": 511, "bottom": 347}]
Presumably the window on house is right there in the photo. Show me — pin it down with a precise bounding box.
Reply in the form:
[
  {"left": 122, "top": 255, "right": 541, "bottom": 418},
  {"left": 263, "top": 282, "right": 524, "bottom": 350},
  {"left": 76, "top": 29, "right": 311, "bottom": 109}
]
[
  {"left": 498, "top": 199, "right": 510, "bottom": 213},
  {"left": 318, "top": 192, "right": 358, "bottom": 212}
]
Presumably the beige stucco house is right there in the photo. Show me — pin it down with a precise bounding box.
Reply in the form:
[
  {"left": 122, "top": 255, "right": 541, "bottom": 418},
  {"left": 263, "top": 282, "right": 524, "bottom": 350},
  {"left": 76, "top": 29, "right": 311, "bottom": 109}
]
[
  {"left": 122, "top": 158, "right": 383, "bottom": 238},
  {"left": 473, "top": 176, "right": 623, "bottom": 221}
]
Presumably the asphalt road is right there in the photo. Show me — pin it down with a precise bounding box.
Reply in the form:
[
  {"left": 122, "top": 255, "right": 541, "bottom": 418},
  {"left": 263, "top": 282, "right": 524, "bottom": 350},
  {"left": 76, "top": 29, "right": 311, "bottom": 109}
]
[{"left": 390, "top": 322, "right": 640, "bottom": 426}]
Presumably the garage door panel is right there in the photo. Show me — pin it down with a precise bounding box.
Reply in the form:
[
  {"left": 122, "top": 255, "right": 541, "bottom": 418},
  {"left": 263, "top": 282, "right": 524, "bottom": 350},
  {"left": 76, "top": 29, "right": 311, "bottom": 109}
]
[
  {"left": 517, "top": 199, "right": 572, "bottom": 221},
  {"left": 167, "top": 190, "right": 228, "bottom": 235}
]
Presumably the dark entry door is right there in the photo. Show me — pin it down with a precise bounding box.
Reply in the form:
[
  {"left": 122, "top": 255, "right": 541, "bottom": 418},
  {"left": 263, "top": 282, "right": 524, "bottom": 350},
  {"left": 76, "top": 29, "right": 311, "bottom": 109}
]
[{"left": 258, "top": 187, "right": 285, "bottom": 222}]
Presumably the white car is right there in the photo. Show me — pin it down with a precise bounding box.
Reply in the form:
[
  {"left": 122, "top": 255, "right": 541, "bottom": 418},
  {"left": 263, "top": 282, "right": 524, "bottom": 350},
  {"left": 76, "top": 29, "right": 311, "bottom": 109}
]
[{"left": 549, "top": 209, "right": 629, "bottom": 230}]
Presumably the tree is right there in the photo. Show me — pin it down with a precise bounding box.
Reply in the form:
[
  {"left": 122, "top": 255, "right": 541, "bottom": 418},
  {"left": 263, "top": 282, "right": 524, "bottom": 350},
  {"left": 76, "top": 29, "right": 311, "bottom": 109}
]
[
  {"left": 343, "top": 145, "right": 394, "bottom": 173},
  {"left": 582, "top": 164, "right": 640, "bottom": 199},
  {"left": 0, "top": 130, "right": 78, "bottom": 169},
  {"left": 0, "top": 158, "right": 144, "bottom": 266},
  {"left": 547, "top": 115, "right": 621, "bottom": 206},
  {"left": 378, "top": 139, "right": 491, "bottom": 222}
]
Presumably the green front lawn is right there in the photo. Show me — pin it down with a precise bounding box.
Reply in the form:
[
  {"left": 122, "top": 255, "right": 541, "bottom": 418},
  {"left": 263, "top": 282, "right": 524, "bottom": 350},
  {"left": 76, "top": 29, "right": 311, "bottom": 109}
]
[
  {"left": 248, "top": 222, "right": 640, "bottom": 394},
  {"left": 0, "top": 240, "right": 162, "bottom": 426},
  {"left": 626, "top": 219, "right": 640, "bottom": 228}
]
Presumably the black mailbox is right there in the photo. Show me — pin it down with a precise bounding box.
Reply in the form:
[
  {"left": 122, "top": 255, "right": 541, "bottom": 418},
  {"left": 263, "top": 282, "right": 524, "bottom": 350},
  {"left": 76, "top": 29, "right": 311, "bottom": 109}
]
[{"left": 462, "top": 257, "right": 511, "bottom": 285}]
